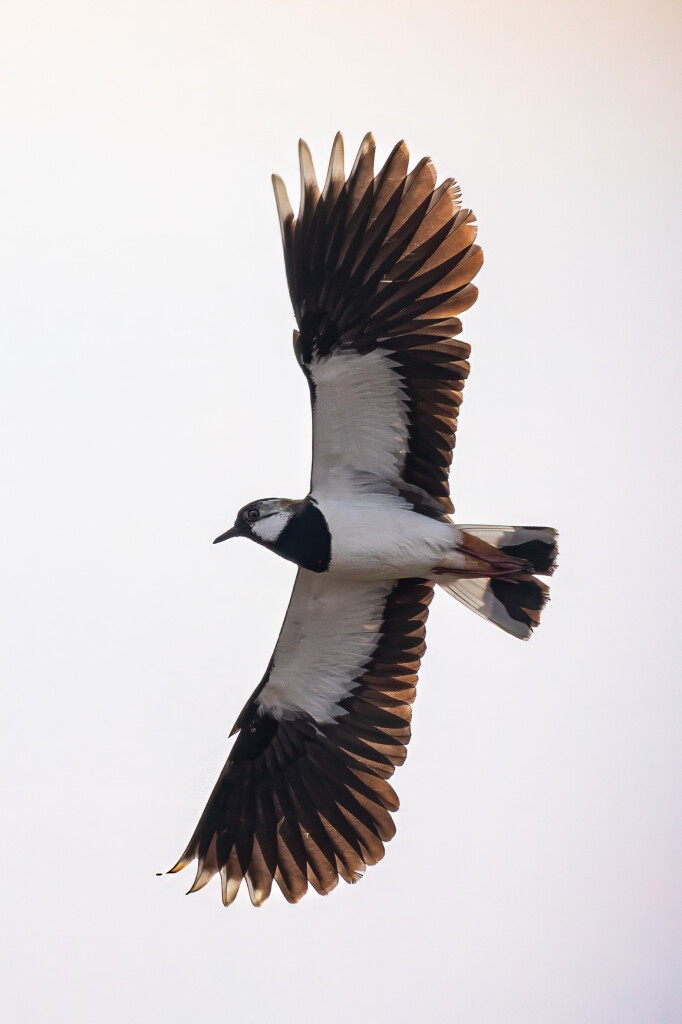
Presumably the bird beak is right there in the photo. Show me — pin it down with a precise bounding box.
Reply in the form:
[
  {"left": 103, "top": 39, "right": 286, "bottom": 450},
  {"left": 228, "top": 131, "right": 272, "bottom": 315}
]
[{"left": 213, "top": 526, "right": 240, "bottom": 544}]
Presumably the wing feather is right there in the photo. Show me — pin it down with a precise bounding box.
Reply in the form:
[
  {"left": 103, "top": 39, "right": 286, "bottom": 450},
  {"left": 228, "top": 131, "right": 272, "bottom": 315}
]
[
  {"left": 275, "top": 133, "right": 482, "bottom": 512},
  {"left": 170, "top": 573, "right": 434, "bottom": 905}
]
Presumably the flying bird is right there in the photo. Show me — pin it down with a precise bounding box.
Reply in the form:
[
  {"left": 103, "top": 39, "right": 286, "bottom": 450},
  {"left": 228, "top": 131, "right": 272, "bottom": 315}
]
[{"left": 169, "top": 133, "right": 558, "bottom": 906}]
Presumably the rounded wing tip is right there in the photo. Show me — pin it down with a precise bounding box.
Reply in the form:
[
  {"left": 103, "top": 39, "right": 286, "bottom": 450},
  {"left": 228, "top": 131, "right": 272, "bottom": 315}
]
[
  {"left": 167, "top": 851, "right": 193, "bottom": 875},
  {"left": 298, "top": 139, "right": 317, "bottom": 180},
  {"left": 272, "top": 174, "right": 294, "bottom": 230}
]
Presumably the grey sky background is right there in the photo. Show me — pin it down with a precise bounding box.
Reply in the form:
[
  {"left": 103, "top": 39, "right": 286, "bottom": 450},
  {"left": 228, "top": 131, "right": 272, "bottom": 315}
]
[{"left": 2, "top": 1, "right": 681, "bottom": 1021}]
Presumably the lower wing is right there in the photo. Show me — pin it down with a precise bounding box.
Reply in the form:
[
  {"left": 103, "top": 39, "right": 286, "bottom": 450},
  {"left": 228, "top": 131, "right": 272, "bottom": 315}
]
[{"left": 170, "top": 570, "right": 434, "bottom": 906}]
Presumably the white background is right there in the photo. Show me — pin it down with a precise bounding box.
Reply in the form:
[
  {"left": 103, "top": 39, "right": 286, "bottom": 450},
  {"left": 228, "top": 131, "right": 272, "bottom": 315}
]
[{"left": 2, "top": 1, "right": 681, "bottom": 1021}]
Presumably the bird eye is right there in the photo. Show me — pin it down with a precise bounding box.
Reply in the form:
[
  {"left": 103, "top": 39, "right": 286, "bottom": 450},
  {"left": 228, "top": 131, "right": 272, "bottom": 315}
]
[{"left": 244, "top": 507, "right": 260, "bottom": 522}]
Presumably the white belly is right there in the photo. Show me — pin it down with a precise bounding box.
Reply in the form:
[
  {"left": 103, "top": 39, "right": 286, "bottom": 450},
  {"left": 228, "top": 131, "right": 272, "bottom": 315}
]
[{"left": 316, "top": 495, "right": 463, "bottom": 579}]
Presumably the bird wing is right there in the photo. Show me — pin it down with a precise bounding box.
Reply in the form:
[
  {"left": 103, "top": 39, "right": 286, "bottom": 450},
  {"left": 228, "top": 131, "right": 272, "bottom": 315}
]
[
  {"left": 272, "top": 133, "right": 482, "bottom": 514},
  {"left": 171, "top": 570, "right": 434, "bottom": 905}
]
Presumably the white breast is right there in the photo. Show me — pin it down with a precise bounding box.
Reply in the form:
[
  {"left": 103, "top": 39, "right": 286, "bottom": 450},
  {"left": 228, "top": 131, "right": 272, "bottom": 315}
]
[{"left": 318, "top": 495, "right": 461, "bottom": 579}]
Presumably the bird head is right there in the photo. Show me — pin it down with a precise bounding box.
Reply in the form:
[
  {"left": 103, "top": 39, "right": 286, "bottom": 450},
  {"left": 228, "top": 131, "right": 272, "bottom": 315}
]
[{"left": 213, "top": 498, "right": 297, "bottom": 547}]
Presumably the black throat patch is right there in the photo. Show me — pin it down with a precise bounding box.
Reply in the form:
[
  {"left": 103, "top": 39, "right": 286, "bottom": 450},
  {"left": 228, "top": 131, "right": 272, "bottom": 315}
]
[{"left": 275, "top": 498, "right": 331, "bottom": 572}]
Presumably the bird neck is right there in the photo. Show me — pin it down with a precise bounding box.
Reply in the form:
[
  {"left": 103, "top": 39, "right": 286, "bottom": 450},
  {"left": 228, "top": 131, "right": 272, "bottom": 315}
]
[{"left": 271, "top": 497, "right": 331, "bottom": 573}]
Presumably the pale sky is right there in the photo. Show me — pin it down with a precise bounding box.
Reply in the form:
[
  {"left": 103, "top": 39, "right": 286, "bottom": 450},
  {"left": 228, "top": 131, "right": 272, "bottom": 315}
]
[{"left": 2, "top": 1, "right": 681, "bottom": 1022}]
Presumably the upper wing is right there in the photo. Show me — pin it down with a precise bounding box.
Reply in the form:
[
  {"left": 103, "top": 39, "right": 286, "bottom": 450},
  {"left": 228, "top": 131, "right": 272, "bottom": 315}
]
[
  {"left": 171, "top": 570, "right": 434, "bottom": 906},
  {"left": 272, "top": 133, "right": 482, "bottom": 513}
]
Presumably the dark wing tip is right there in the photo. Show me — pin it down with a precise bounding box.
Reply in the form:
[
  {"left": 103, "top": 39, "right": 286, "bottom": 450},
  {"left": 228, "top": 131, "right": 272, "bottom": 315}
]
[{"left": 168, "top": 578, "right": 434, "bottom": 908}]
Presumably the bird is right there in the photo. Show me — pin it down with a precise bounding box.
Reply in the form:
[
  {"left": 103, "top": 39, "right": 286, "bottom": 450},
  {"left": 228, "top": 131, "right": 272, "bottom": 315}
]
[{"left": 168, "top": 133, "right": 558, "bottom": 907}]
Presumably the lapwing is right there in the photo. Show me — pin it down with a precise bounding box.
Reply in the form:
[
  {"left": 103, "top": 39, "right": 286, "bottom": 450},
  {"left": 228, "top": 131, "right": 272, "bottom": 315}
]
[{"left": 169, "top": 134, "right": 558, "bottom": 907}]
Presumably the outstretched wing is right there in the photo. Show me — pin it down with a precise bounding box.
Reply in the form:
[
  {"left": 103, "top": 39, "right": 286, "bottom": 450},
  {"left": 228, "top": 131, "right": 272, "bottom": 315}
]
[
  {"left": 171, "top": 572, "right": 434, "bottom": 905},
  {"left": 272, "top": 133, "right": 482, "bottom": 513}
]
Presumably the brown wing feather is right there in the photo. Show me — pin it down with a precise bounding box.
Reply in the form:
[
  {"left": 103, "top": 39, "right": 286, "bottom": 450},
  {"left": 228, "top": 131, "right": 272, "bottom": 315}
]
[
  {"left": 274, "top": 133, "right": 482, "bottom": 513},
  {"left": 169, "top": 578, "right": 434, "bottom": 906}
]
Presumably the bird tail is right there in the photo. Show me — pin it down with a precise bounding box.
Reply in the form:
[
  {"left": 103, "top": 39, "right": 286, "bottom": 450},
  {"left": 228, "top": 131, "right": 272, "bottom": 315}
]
[{"left": 438, "top": 526, "right": 558, "bottom": 640}]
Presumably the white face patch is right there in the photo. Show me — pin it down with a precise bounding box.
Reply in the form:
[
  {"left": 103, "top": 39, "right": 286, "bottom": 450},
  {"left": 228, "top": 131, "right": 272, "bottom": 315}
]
[
  {"left": 310, "top": 348, "right": 410, "bottom": 495},
  {"left": 251, "top": 509, "right": 292, "bottom": 543},
  {"left": 258, "top": 571, "right": 393, "bottom": 724}
]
